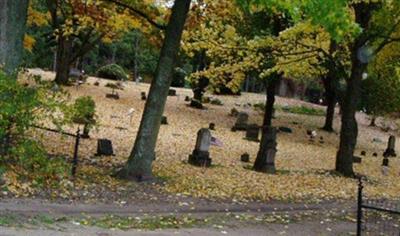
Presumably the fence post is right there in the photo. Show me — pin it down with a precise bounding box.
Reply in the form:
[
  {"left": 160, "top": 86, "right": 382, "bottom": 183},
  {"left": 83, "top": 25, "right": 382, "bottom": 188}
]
[
  {"left": 357, "top": 177, "right": 363, "bottom": 236},
  {"left": 71, "top": 128, "right": 80, "bottom": 177}
]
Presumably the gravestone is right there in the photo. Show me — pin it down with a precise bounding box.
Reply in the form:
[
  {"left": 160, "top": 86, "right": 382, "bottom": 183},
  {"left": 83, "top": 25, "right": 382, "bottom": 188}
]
[
  {"left": 141, "top": 92, "right": 147, "bottom": 100},
  {"left": 353, "top": 156, "right": 362, "bottom": 163},
  {"left": 230, "top": 108, "right": 239, "bottom": 117},
  {"left": 241, "top": 153, "right": 250, "bottom": 162},
  {"left": 278, "top": 126, "right": 292, "bottom": 133},
  {"left": 245, "top": 124, "right": 260, "bottom": 141},
  {"left": 383, "top": 135, "right": 396, "bottom": 157},
  {"left": 209, "top": 123, "right": 215, "bottom": 130},
  {"left": 382, "top": 158, "right": 389, "bottom": 176},
  {"left": 106, "top": 93, "right": 119, "bottom": 99},
  {"left": 232, "top": 112, "right": 249, "bottom": 131},
  {"left": 361, "top": 151, "right": 366, "bottom": 156},
  {"left": 168, "top": 89, "right": 177, "bottom": 96},
  {"left": 188, "top": 128, "right": 212, "bottom": 167},
  {"left": 96, "top": 139, "right": 114, "bottom": 156},
  {"left": 190, "top": 99, "right": 203, "bottom": 109},
  {"left": 253, "top": 127, "right": 277, "bottom": 174},
  {"left": 185, "top": 96, "right": 190, "bottom": 102},
  {"left": 373, "top": 152, "right": 378, "bottom": 157},
  {"left": 94, "top": 81, "right": 100, "bottom": 86},
  {"left": 161, "top": 116, "right": 168, "bottom": 125}
]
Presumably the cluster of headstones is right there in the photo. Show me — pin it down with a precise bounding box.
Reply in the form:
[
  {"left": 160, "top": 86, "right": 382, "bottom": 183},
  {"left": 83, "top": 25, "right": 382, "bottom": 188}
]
[{"left": 355, "top": 136, "right": 397, "bottom": 175}]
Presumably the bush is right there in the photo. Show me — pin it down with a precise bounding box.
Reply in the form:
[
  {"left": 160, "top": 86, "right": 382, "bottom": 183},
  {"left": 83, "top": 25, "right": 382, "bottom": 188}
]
[
  {"left": 253, "top": 102, "right": 325, "bottom": 116},
  {"left": 0, "top": 70, "right": 70, "bottom": 189},
  {"left": 97, "top": 64, "right": 128, "bottom": 81},
  {"left": 70, "top": 96, "right": 96, "bottom": 125}
]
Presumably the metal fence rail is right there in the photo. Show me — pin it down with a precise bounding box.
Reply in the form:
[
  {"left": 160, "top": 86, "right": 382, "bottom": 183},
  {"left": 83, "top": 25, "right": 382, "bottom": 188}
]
[{"left": 357, "top": 178, "right": 400, "bottom": 236}]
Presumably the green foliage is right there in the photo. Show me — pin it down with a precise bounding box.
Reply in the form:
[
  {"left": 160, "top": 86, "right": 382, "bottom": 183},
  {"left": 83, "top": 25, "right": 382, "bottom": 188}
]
[
  {"left": 70, "top": 96, "right": 96, "bottom": 126},
  {"left": 254, "top": 102, "right": 325, "bottom": 116},
  {"left": 0, "top": 70, "right": 69, "bottom": 187},
  {"left": 97, "top": 64, "right": 128, "bottom": 81}
]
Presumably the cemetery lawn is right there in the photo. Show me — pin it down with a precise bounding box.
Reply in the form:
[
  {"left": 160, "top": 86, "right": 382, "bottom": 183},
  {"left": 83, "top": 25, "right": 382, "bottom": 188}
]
[{"left": 2, "top": 69, "right": 399, "bottom": 204}]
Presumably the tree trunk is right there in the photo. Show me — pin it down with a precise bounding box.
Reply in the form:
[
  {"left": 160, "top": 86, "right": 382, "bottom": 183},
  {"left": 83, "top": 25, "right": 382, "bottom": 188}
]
[
  {"left": 335, "top": 1, "right": 376, "bottom": 177},
  {"left": 263, "top": 76, "right": 279, "bottom": 127},
  {"left": 118, "top": 0, "right": 191, "bottom": 181},
  {"left": 0, "top": 0, "right": 29, "bottom": 74},
  {"left": 322, "top": 76, "right": 336, "bottom": 132},
  {"left": 55, "top": 36, "right": 73, "bottom": 85},
  {"left": 335, "top": 61, "right": 365, "bottom": 177}
]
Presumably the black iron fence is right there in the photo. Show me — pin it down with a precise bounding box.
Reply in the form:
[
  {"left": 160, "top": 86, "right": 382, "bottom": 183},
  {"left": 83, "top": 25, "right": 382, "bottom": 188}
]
[
  {"left": 32, "top": 125, "right": 81, "bottom": 177},
  {"left": 357, "top": 178, "right": 400, "bottom": 236}
]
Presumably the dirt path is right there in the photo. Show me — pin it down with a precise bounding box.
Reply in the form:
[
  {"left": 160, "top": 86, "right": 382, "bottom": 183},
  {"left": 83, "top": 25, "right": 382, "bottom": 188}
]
[
  {"left": 0, "top": 199, "right": 357, "bottom": 235},
  {"left": 0, "top": 198, "right": 353, "bottom": 216}
]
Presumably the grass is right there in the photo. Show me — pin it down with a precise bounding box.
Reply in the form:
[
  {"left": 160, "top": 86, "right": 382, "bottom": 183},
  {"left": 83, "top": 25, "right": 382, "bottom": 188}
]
[{"left": 254, "top": 103, "right": 326, "bottom": 116}]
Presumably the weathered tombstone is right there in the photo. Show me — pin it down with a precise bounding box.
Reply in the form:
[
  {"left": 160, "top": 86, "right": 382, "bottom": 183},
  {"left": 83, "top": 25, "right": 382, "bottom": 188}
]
[
  {"left": 241, "top": 153, "right": 250, "bottom": 162},
  {"left": 383, "top": 135, "right": 396, "bottom": 157},
  {"left": 319, "top": 136, "right": 324, "bottom": 144},
  {"left": 245, "top": 124, "right": 260, "bottom": 141},
  {"left": 141, "top": 92, "right": 147, "bottom": 100},
  {"left": 230, "top": 108, "right": 239, "bottom": 117},
  {"left": 209, "top": 123, "right": 215, "bottom": 130},
  {"left": 353, "top": 156, "right": 362, "bottom": 163},
  {"left": 253, "top": 127, "right": 278, "bottom": 174},
  {"left": 106, "top": 92, "right": 119, "bottom": 99},
  {"left": 382, "top": 158, "right": 389, "bottom": 175},
  {"left": 161, "top": 116, "right": 168, "bottom": 125},
  {"left": 232, "top": 112, "right": 249, "bottom": 131},
  {"left": 188, "top": 128, "right": 212, "bottom": 167},
  {"left": 96, "top": 139, "right": 114, "bottom": 156},
  {"left": 94, "top": 81, "right": 100, "bottom": 86},
  {"left": 278, "top": 126, "right": 292, "bottom": 133},
  {"left": 185, "top": 96, "right": 191, "bottom": 102},
  {"left": 373, "top": 152, "right": 378, "bottom": 157},
  {"left": 190, "top": 99, "right": 203, "bottom": 109},
  {"left": 361, "top": 151, "right": 366, "bottom": 156},
  {"left": 168, "top": 89, "right": 177, "bottom": 96}
]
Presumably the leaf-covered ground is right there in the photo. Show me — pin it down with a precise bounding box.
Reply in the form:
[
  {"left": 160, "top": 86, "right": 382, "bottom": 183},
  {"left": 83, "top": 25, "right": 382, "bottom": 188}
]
[{"left": 3, "top": 69, "right": 399, "bottom": 203}]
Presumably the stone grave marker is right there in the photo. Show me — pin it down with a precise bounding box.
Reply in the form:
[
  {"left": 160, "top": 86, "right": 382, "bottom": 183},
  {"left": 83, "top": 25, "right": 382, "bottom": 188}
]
[
  {"left": 361, "top": 151, "right": 366, "bottom": 156},
  {"left": 230, "top": 108, "right": 239, "bottom": 117},
  {"left": 278, "top": 126, "right": 292, "bottom": 133},
  {"left": 188, "top": 128, "right": 212, "bottom": 167},
  {"left": 168, "top": 89, "right": 177, "bottom": 96},
  {"left": 141, "top": 92, "right": 147, "bottom": 100},
  {"left": 241, "top": 153, "right": 250, "bottom": 162},
  {"left": 209, "top": 123, "right": 215, "bottom": 130},
  {"left": 383, "top": 135, "right": 396, "bottom": 157},
  {"left": 373, "top": 152, "right": 378, "bottom": 157},
  {"left": 245, "top": 124, "right": 260, "bottom": 141},
  {"left": 353, "top": 156, "right": 362, "bottom": 163},
  {"left": 185, "top": 96, "right": 191, "bottom": 102},
  {"left": 96, "top": 139, "right": 114, "bottom": 156},
  {"left": 232, "top": 112, "right": 249, "bottom": 131},
  {"left": 382, "top": 158, "right": 389, "bottom": 175},
  {"left": 161, "top": 116, "right": 168, "bottom": 125},
  {"left": 253, "top": 127, "right": 277, "bottom": 174}
]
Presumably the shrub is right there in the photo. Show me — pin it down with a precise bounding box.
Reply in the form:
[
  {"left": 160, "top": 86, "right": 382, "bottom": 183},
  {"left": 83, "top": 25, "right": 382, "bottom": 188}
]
[
  {"left": 97, "top": 64, "right": 128, "bottom": 81},
  {"left": 0, "top": 70, "right": 70, "bottom": 189},
  {"left": 70, "top": 96, "right": 96, "bottom": 125}
]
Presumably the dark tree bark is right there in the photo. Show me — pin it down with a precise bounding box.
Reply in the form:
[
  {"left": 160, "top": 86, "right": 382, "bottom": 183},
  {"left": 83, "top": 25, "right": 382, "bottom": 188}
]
[
  {"left": 54, "top": 36, "right": 73, "bottom": 85},
  {"left": 118, "top": 0, "right": 191, "bottom": 180},
  {"left": 191, "top": 50, "right": 209, "bottom": 108},
  {"left": 322, "top": 76, "right": 336, "bottom": 132},
  {"left": 335, "top": 2, "right": 378, "bottom": 177},
  {"left": 0, "top": 0, "right": 29, "bottom": 74},
  {"left": 263, "top": 74, "right": 280, "bottom": 127}
]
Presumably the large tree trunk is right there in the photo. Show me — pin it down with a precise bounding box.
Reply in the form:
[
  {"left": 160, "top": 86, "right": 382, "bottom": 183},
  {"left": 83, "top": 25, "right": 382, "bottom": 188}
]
[
  {"left": 335, "top": 1, "right": 377, "bottom": 177},
  {"left": 263, "top": 75, "right": 279, "bottom": 127},
  {"left": 55, "top": 36, "right": 73, "bottom": 85},
  {"left": 118, "top": 0, "right": 191, "bottom": 181},
  {"left": 0, "top": 0, "right": 29, "bottom": 74},
  {"left": 322, "top": 76, "right": 336, "bottom": 132}
]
